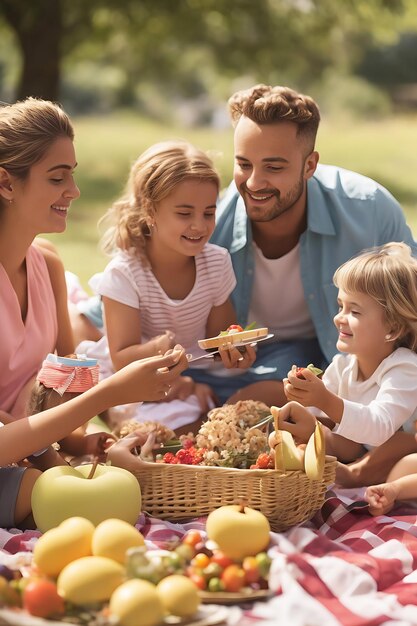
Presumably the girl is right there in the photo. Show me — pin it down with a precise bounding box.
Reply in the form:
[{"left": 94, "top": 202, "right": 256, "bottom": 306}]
[
  {"left": 271, "top": 242, "right": 417, "bottom": 485},
  {"left": 94, "top": 141, "right": 255, "bottom": 432},
  {"left": 26, "top": 354, "right": 115, "bottom": 469}
]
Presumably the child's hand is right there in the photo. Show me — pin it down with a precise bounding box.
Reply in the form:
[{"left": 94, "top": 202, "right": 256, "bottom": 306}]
[
  {"left": 218, "top": 343, "right": 256, "bottom": 369},
  {"left": 153, "top": 330, "right": 176, "bottom": 355},
  {"left": 106, "top": 431, "right": 157, "bottom": 471},
  {"left": 105, "top": 345, "right": 187, "bottom": 405},
  {"left": 284, "top": 365, "right": 326, "bottom": 406},
  {"left": 82, "top": 432, "right": 117, "bottom": 459},
  {"left": 162, "top": 375, "right": 195, "bottom": 402},
  {"left": 365, "top": 482, "right": 399, "bottom": 516},
  {"left": 269, "top": 401, "right": 316, "bottom": 445}
]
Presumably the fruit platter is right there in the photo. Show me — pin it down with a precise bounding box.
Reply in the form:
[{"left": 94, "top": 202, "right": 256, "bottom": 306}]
[{"left": 0, "top": 506, "right": 274, "bottom": 626}]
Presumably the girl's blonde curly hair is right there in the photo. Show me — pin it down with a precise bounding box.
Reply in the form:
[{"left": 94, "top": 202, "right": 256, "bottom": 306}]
[{"left": 99, "top": 140, "right": 220, "bottom": 259}]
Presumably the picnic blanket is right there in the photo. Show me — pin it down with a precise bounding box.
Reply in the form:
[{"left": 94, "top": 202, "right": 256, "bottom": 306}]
[{"left": 2, "top": 488, "right": 417, "bottom": 626}]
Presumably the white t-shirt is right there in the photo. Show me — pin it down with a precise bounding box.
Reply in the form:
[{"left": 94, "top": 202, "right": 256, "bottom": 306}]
[
  {"left": 95, "top": 243, "right": 236, "bottom": 357},
  {"left": 247, "top": 242, "right": 315, "bottom": 340},
  {"left": 322, "top": 348, "right": 417, "bottom": 447}
]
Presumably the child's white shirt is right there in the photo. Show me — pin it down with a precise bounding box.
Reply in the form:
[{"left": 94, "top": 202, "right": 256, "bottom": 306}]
[{"left": 322, "top": 348, "right": 417, "bottom": 447}]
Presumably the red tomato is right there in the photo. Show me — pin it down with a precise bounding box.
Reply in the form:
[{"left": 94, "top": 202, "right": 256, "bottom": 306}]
[
  {"left": 182, "top": 530, "right": 203, "bottom": 548},
  {"left": 211, "top": 551, "right": 234, "bottom": 570},
  {"left": 242, "top": 556, "right": 261, "bottom": 583},
  {"left": 221, "top": 564, "right": 246, "bottom": 592},
  {"left": 23, "top": 579, "right": 65, "bottom": 618},
  {"left": 189, "top": 572, "right": 207, "bottom": 590},
  {"left": 227, "top": 324, "right": 243, "bottom": 332}
]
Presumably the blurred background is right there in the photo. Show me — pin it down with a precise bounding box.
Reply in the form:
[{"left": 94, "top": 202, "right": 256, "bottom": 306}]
[{"left": 1, "top": 0, "right": 417, "bottom": 288}]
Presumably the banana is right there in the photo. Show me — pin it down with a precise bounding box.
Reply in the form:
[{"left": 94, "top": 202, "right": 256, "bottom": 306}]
[
  {"left": 270, "top": 406, "right": 304, "bottom": 471},
  {"left": 270, "top": 406, "right": 285, "bottom": 471},
  {"left": 304, "top": 421, "right": 326, "bottom": 481},
  {"left": 281, "top": 431, "right": 304, "bottom": 470}
]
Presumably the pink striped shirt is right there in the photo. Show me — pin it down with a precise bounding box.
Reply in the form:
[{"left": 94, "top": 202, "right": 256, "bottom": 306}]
[{"left": 96, "top": 244, "right": 236, "bottom": 355}]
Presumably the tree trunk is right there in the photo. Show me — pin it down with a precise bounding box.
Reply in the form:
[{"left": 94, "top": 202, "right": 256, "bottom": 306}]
[{"left": 1, "top": 0, "right": 63, "bottom": 101}]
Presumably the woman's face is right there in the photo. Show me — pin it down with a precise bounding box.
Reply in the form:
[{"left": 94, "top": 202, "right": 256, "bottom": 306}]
[{"left": 10, "top": 136, "right": 80, "bottom": 235}]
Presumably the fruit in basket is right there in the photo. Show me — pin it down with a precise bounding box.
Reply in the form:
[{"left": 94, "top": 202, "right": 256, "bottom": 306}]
[
  {"left": 221, "top": 564, "right": 246, "bottom": 592},
  {"left": 304, "top": 421, "right": 326, "bottom": 481},
  {"left": 109, "top": 579, "right": 164, "bottom": 626},
  {"left": 281, "top": 430, "right": 304, "bottom": 470},
  {"left": 33, "top": 516, "right": 95, "bottom": 577},
  {"left": 92, "top": 518, "right": 145, "bottom": 564},
  {"left": 206, "top": 504, "right": 270, "bottom": 560},
  {"left": 156, "top": 574, "right": 200, "bottom": 617},
  {"left": 31, "top": 462, "right": 141, "bottom": 532},
  {"left": 22, "top": 579, "right": 65, "bottom": 619},
  {"left": 57, "top": 556, "right": 125, "bottom": 605},
  {"left": 125, "top": 546, "right": 168, "bottom": 584}
]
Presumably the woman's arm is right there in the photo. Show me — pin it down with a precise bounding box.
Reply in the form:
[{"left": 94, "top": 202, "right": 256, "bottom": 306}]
[
  {"left": 103, "top": 296, "right": 175, "bottom": 370},
  {"left": 0, "top": 348, "right": 187, "bottom": 466}
]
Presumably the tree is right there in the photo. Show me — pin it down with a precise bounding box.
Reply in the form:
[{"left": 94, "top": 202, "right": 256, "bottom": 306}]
[{"left": 0, "top": 0, "right": 413, "bottom": 103}]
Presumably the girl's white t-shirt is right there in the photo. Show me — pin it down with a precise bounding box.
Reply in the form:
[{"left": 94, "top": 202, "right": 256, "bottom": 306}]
[
  {"left": 95, "top": 243, "right": 236, "bottom": 357},
  {"left": 323, "top": 348, "right": 417, "bottom": 447},
  {"left": 247, "top": 242, "right": 316, "bottom": 340}
]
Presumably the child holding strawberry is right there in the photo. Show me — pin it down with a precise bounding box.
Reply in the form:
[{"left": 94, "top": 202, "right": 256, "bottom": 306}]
[{"left": 272, "top": 242, "right": 417, "bottom": 487}]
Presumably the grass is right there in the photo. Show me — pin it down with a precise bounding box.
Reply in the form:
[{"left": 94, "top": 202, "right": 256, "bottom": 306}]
[{"left": 45, "top": 111, "right": 417, "bottom": 290}]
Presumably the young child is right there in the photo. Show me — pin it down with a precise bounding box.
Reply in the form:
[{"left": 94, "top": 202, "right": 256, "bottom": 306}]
[
  {"left": 27, "top": 354, "right": 116, "bottom": 468},
  {"left": 93, "top": 140, "right": 256, "bottom": 433},
  {"left": 271, "top": 242, "right": 417, "bottom": 485},
  {"left": 0, "top": 346, "right": 187, "bottom": 529}
]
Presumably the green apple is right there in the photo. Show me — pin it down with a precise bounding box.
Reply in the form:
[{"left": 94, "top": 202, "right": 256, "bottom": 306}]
[
  {"left": 31, "top": 464, "right": 141, "bottom": 532},
  {"left": 206, "top": 504, "right": 270, "bottom": 560}
]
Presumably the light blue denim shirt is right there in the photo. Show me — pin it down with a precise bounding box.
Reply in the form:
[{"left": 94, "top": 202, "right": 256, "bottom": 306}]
[{"left": 211, "top": 164, "right": 417, "bottom": 363}]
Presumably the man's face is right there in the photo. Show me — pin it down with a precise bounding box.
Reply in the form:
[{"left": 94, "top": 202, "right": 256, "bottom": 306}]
[{"left": 233, "top": 116, "right": 317, "bottom": 223}]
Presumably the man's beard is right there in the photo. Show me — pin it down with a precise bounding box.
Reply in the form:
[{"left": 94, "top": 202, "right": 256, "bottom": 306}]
[{"left": 241, "top": 175, "right": 305, "bottom": 223}]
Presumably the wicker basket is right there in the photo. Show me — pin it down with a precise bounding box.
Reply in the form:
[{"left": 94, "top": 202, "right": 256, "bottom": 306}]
[{"left": 133, "top": 455, "right": 337, "bottom": 532}]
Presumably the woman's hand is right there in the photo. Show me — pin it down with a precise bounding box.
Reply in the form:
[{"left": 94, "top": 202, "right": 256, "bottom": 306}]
[
  {"left": 284, "top": 365, "right": 326, "bottom": 407},
  {"left": 105, "top": 345, "right": 188, "bottom": 405},
  {"left": 153, "top": 330, "right": 176, "bottom": 355},
  {"left": 268, "top": 401, "right": 316, "bottom": 445}
]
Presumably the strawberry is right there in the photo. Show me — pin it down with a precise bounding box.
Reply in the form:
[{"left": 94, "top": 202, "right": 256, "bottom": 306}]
[
  {"left": 227, "top": 324, "right": 244, "bottom": 332},
  {"left": 295, "top": 363, "right": 323, "bottom": 379}
]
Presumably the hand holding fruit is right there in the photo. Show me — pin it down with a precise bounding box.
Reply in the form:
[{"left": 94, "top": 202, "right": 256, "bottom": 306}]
[
  {"left": 284, "top": 364, "right": 326, "bottom": 407},
  {"left": 107, "top": 430, "right": 157, "bottom": 471},
  {"left": 269, "top": 401, "right": 316, "bottom": 445}
]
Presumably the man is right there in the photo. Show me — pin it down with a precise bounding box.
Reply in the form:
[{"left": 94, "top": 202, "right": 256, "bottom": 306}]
[{"left": 188, "top": 84, "right": 417, "bottom": 405}]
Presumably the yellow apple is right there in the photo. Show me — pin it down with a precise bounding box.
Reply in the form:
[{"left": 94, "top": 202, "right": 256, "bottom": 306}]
[
  {"left": 33, "top": 516, "right": 94, "bottom": 577},
  {"left": 31, "top": 463, "right": 141, "bottom": 533},
  {"left": 156, "top": 574, "right": 200, "bottom": 617},
  {"left": 92, "top": 518, "right": 145, "bottom": 564},
  {"left": 109, "top": 579, "right": 164, "bottom": 626},
  {"left": 57, "top": 556, "right": 125, "bottom": 605},
  {"left": 206, "top": 504, "right": 270, "bottom": 560}
]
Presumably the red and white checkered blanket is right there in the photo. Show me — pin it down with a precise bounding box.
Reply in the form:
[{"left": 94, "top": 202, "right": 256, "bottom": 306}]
[{"left": 2, "top": 489, "right": 417, "bottom": 625}]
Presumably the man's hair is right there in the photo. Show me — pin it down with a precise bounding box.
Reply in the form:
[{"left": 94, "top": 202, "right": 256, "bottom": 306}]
[
  {"left": 334, "top": 242, "right": 417, "bottom": 352},
  {"left": 228, "top": 84, "right": 320, "bottom": 149}
]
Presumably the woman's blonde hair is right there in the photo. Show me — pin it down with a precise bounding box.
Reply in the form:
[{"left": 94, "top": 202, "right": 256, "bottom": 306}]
[
  {"left": 99, "top": 140, "right": 220, "bottom": 256},
  {"left": 334, "top": 242, "right": 417, "bottom": 351}
]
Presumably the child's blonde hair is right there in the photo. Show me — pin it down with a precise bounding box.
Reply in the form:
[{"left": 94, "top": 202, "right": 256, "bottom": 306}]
[
  {"left": 334, "top": 242, "right": 417, "bottom": 351},
  {"left": 99, "top": 140, "right": 220, "bottom": 256}
]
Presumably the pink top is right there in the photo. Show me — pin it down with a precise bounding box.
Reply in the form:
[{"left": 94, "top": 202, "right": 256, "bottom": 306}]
[{"left": 0, "top": 245, "right": 58, "bottom": 417}]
